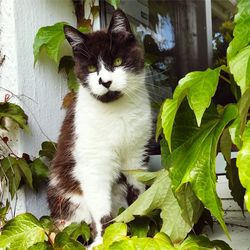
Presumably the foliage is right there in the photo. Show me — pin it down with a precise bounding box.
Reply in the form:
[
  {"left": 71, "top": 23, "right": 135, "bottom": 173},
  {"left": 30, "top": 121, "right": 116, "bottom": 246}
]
[{"left": 0, "top": 0, "right": 246, "bottom": 249}]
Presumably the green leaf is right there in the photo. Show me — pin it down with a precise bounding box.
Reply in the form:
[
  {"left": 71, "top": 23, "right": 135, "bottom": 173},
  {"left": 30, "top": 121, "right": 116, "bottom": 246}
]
[
  {"left": 62, "top": 221, "right": 90, "bottom": 242},
  {"left": 0, "top": 213, "right": 46, "bottom": 249},
  {"left": 0, "top": 102, "right": 28, "bottom": 130},
  {"left": 155, "top": 104, "right": 163, "bottom": 141},
  {"left": 54, "top": 232, "right": 86, "bottom": 250},
  {"left": 107, "top": 0, "right": 120, "bottom": 9},
  {"left": 236, "top": 121, "right": 250, "bottom": 212},
  {"left": 180, "top": 234, "right": 232, "bottom": 250},
  {"left": 122, "top": 169, "right": 162, "bottom": 185},
  {"left": 1, "top": 157, "right": 22, "bottom": 199},
  {"left": 220, "top": 128, "right": 232, "bottom": 164},
  {"left": 33, "top": 22, "right": 66, "bottom": 65},
  {"left": 229, "top": 87, "right": 250, "bottom": 148},
  {"left": 161, "top": 68, "right": 221, "bottom": 151},
  {"left": 28, "top": 242, "right": 53, "bottom": 250},
  {"left": 39, "top": 141, "right": 57, "bottom": 161},
  {"left": 187, "top": 68, "right": 221, "bottom": 126},
  {"left": 67, "top": 69, "right": 79, "bottom": 92},
  {"left": 227, "top": 0, "right": 250, "bottom": 61},
  {"left": 229, "top": 45, "right": 250, "bottom": 94},
  {"left": 115, "top": 170, "right": 193, "bottom": 243},
  {"left": 103, "top": 223, "right": 127, "bottom": 249},
  {"left": 58, "top": 56, "right": 75, "bottom": 74},
  {"left": 109, "top": 233, "right": 175, "bottom": 250},
  {"left": 169, "top": 105, "right": 238, "bottom": 237},
  {"left": 39, "top": 216, "right": 54, "bottom": 234},
  {"left": 129, "top": 217, "right": 150, "bottom": 238},
  {"left": 226, "top": 158, "right": 246, "bottom": 212},
  {"left": 30, "top": 158, "right": 49, "bottom": 179},
  {"left": 18, "top": 158, "right": 33, "bottom": 189}
]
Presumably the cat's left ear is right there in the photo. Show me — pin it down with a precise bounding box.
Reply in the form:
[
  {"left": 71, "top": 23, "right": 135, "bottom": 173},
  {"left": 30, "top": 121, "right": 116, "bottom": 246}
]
[{"left": 108, "top": 9, "right": 133, "bottom": 34}]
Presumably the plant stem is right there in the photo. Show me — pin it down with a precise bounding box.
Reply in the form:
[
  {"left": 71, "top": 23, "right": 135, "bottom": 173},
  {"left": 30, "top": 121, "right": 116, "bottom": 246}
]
[
  {"left": 219, "top": 75, "right": 231, "bottom": 84},
  {"left": 72, "top": 0, "right": 85, "bottom": 28}
]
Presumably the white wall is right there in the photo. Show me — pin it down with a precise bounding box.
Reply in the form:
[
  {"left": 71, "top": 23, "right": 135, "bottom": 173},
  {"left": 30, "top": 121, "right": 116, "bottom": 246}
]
[{"left": 0, "top": 0, "right": 100, "bottom": 218}]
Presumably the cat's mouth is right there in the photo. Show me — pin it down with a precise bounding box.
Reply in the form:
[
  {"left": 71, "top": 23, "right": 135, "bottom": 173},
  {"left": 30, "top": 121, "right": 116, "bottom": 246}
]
[{"left": 91, "top": 90, "right": 123, "bottom": 103}]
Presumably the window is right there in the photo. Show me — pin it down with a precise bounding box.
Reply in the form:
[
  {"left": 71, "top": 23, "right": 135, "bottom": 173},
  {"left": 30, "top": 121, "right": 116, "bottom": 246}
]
[{"left": 100, "top": 0, "right": 236, "bottom": 154}]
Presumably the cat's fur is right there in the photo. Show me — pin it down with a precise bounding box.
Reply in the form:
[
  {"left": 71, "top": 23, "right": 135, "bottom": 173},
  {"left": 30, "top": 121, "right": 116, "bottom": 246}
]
[{"left": 47, "top": 10, "right": 152, "bottom": 248}]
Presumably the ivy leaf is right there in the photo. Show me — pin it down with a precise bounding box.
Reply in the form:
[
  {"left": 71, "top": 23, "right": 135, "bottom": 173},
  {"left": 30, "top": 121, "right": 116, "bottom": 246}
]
[
  {"left": 161, "top": 68, "right": 221, "bottom": 150},
  {"left": 122, "top": 169, "right": 162, "bottom": 185},
  {"left": 54, "top": 232, "right": 85, "bottom": 250},
  {"left": 225, "top": 158, "right": 245, "bottom": 213},
  {"left": 129, "top": 217, "right": 150, "bottom": 238},
  {"left": 229, "top": 45, "right": 250, "bottom": 95},
  {"left": 103, "top": 223, "right": 127, "bottom": 249},
  {"left": 220, "top": 128, "right": 232, "bottom": 164},
  {"left": 236, "top": 121, "right": 250, "bottom": 212},
  {"left": 30, "top": 158, "right": 49, "bottom": 190},
  {"left": 0, "top": 157, "right": 22, "bottom": 199},
  {"left": 28, "top": 242, "right": 53, "bottom": 250},
  {"left": 39, "top": 141, "right": 57, "bottom": 161},
  {"left": 169, "top": 104, "right": 238, "bottom": 237},
  {"left": 67, "top": 69, "right": 79, "bottom": 92},
  {"left": 180, "top": 234, "right": 232, "bottom": 250},
  {"left": 187, "top": 68, "right": 221, "bottom": 126},
  {"left": 0, "top": 213, "right": 46, "bottom": 249},
  {"left": 115, "top": 170, "right": 193, "bottom": 243},
  {"left": 109, "top": 233, "right": 175, "bottom": 250},
  {"left": 39, "top": 216, "right": 54, "bottom": 234},
  {"left": 227, "top": 0, "right": 250, "bottom": 61},
  {"left": 229, "top": 87, "right": 250, "bottom": 149},
  {"left": 62, "top": 222, "right": 90, "bottom": 242},
  {"left": 17, "top": 158, "right": 33, "bottom": 189},
  {"left": 33, "top": 22, "right": 67, "bottom": 65},
  {"left": 107, "top": 0, "right": 120, "bottom": 9},
  {"left": 58, "top": 56, "right": 75, "bottom": 74},
  {"left": 0, "top": 102, "right": 28, "bottom": 131},
  {"left": 30, "top": 158, "right": 49, "bottom": 179}
]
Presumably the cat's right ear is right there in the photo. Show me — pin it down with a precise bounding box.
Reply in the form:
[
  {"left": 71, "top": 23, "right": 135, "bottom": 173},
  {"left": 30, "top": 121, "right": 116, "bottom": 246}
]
[{"left": 64, "top": 25, "right": 87, "bottom": 49}]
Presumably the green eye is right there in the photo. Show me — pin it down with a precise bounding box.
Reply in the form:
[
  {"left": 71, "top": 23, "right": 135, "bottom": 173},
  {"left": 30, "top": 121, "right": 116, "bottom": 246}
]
[
  {"left": 114, "top": 57, "right": 122, "bottom": 67},
  {"left": 88, "top": 65, "right": 97, "bottom": 73}
]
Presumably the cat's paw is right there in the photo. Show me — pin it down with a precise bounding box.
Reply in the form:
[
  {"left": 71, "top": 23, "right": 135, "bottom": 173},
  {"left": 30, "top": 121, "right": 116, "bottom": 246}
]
[{"left": 87, "top": 237, "right": 103, "bottom": 250}]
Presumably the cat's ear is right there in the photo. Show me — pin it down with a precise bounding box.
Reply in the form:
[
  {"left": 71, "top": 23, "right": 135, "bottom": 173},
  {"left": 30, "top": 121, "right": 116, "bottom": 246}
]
[
  {"left": 64, "top": 25, "right": 87, "bottom": 48},
  {"left": 108, "top": 9, "right": 132, "bottom": 34}
]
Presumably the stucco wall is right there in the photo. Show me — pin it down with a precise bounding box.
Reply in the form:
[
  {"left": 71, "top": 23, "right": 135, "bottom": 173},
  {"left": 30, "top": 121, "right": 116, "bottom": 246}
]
[{"left": 0, "top": 0, "right": 99, "bottom": 217}]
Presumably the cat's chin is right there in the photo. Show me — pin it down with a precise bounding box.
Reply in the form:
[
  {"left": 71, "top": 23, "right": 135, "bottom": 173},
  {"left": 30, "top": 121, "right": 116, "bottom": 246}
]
[{"left": 91, "top": 90, "right": 123, "bottom": 103}]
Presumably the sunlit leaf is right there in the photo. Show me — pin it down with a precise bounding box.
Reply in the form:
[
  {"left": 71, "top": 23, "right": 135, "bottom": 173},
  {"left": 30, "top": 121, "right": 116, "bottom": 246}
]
[
  {"left": 236, "top": 121, "right": 250, "bottom": 211},
  {"left": 54, "top": 232, "right": 85, "bottom": 250},
  {"left": 169, "top": 105, "right": 238, "bottom": 237},
  {"left": 0, "top": 213, "right": 46, "bottom": 249},
  {"left": 229, "top": 45, "right": 250, "bottom": 94},
  {"left": 33, "top": 22, "right": 66, "bottom": 65},
  {"left": 62, "top": 222, "right": 90, "bottom": 242},
  {"left": 115, "top": 171, "right": 193, "bottom": 243},
  {"left": 28, "top": 242, "right": 53, "bottom": 250}
]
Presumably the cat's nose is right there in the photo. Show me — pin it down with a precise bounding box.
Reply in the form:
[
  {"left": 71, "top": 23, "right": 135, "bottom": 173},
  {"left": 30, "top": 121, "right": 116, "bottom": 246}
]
[{"left": 99, "top": 78, "right": 112, "bottom": 89}]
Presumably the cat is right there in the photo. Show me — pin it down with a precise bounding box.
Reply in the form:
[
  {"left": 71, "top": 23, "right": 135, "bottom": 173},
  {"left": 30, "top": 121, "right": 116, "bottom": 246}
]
[{"left": 47, "top": 9, "right": 152, "bottom": 248}]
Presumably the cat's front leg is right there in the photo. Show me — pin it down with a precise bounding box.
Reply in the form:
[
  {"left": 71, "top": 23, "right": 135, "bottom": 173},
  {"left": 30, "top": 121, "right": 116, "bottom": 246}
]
[{"left": 76, "top": 159, "right": 117, "bottom": 248}]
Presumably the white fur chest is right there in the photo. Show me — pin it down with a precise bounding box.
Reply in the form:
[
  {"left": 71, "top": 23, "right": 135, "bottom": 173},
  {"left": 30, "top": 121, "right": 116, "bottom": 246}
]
[{"left": 74, "top": 86, "right": 152, "bottom": 165}]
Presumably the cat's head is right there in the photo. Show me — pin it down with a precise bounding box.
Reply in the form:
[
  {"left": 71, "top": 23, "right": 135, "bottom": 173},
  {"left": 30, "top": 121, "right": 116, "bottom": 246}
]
[{"left": 64, "top": 10, "right": 144, "bottom": 103}]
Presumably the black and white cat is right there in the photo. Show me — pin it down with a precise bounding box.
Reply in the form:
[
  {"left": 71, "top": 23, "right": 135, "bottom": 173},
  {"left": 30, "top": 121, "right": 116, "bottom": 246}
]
[{"left": 47, "top": 9, "right": 152, "bottom": 248}]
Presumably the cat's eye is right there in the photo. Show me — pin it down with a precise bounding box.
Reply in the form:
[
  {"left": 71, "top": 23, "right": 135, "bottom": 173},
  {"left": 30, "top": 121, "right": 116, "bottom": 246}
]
[
  {"left": 87, "top": 65, "right": 97, "bottom": 73},
  {"left": 114, "top": 57, "right": 122, "bottom": 67}
]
